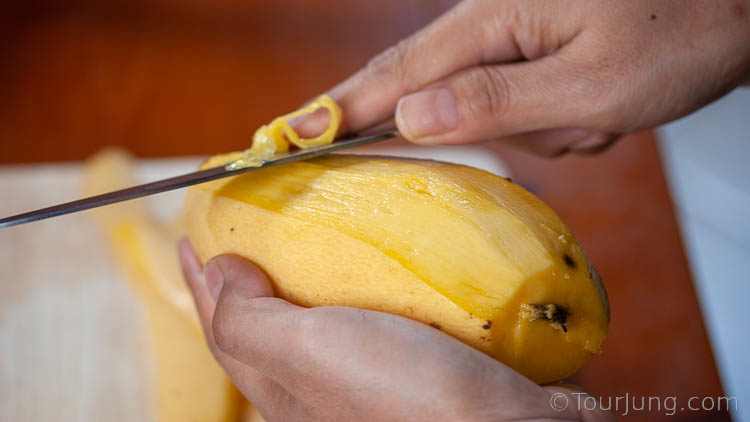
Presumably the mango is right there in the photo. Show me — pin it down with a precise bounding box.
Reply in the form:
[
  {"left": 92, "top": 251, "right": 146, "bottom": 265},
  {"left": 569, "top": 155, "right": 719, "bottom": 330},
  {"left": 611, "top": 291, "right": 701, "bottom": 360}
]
[
  {"left": 185, "top": 154, "right": 609, "bottom": 384},
  {"left": 84, "top": 150, "right": 247, "bottom": 422}
]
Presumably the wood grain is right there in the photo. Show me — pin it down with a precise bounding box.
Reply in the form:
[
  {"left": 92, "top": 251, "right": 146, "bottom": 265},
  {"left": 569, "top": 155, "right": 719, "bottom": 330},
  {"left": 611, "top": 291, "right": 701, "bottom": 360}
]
[{"left": 0, "top": 1, "right": 729, "bottom": 420}]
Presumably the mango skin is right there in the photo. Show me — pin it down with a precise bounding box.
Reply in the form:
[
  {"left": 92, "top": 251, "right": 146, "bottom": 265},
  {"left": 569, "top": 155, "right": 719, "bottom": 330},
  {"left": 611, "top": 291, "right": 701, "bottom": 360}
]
[{"left": 185, "top": 155, "right": 609, "bottom": 384}]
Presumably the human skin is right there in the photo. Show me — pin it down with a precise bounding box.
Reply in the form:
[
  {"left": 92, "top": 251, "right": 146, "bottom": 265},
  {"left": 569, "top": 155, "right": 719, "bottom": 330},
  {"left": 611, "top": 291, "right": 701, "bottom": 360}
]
[
  {"left": 300, "top": 0, "right": 750, "bottom": 156},
  {"left": 179, "top": 241, "right": 614, "bottom": 421},
  {"left": 180, "top": 0, "right": 750, "bottom": 420}
]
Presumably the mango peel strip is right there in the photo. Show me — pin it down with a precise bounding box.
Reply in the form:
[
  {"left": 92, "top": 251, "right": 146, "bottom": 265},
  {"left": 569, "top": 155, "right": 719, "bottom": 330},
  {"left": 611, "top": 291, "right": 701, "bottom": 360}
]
[{"left": 229, "top": 95, "right": 342, "bottom": 170}]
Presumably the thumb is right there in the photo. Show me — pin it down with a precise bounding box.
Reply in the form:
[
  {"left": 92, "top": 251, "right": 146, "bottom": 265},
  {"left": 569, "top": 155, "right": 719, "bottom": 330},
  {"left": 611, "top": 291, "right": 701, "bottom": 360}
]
[
  {"left": 395, "top": 56, "right": 599, "bottom": 145},
  {"left": 207, "top": 255, "right": 307, "bottom": 381},
  {"left": 206, "top": 254, "right": 276, "bottom": 306},
  {"left": 180, "top": 245, "right": 300, "bottom": 414}
]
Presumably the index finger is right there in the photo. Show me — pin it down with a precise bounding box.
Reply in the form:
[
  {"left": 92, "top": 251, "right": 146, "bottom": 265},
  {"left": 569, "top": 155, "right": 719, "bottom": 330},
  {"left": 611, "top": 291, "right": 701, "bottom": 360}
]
[
  {"left": 178, "top": 238, "right": 218, "bottom": 345},
  {"left": 178, "top": 241, "right": 301, "bottom": 414},
  {"left": 324, "top": 0, "right": 524, "bottom": 134}
]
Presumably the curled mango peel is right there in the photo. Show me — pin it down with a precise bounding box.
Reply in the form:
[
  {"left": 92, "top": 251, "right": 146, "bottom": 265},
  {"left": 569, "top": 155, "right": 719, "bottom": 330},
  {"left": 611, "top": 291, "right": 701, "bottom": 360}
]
[
  {"left": 229, "top": 95, "right": 342, "bottom": 170},
  {"left": 260, "top": 94, "right": 342, "bottom": 150}
]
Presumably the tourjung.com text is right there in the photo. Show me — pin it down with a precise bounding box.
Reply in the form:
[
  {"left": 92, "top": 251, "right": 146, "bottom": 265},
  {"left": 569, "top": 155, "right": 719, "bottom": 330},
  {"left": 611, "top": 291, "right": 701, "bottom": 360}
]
[{"left": 549, "top": 391, "right": 738, "bottom": 416}]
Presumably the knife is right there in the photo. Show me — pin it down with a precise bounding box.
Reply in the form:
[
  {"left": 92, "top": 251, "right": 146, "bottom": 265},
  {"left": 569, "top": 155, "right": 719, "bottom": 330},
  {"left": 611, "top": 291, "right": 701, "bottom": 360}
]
[{"left": 0, "top": 130, "right": 399, "bottom": 229}]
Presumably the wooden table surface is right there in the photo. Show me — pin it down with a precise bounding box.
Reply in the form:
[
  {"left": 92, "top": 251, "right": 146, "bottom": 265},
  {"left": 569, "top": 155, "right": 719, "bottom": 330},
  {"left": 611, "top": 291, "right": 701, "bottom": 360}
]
[{"left": 0, "top": 1, "right": 729, "bottom": 420}]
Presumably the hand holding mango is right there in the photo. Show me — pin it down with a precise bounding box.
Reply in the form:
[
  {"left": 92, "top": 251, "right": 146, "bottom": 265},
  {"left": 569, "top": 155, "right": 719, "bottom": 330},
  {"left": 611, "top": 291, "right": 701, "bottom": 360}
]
[
  {"left": 185, "top": 147, "right": 609, "bottom": 384},
  {"left": 300, "top": 0, "right": 750, "bottom": 157},
  {"left": 180, "top": 0, "right": 750, "bottom": 418},
  {"left": 180, "top": 246, "right": 613, "bottom": 422},
  {"left": 181, "top": 86, "right": 610, "bottom": 422}
]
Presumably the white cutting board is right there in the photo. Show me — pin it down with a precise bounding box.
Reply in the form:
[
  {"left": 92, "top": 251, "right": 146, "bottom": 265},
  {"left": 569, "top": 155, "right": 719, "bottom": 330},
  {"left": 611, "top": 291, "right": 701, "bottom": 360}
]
[
  {"left": 0, "top": 161, "right": 197, "bottom": 422},
  {"left": 0, "top": 146, "right": 508, "bottom": 421}
]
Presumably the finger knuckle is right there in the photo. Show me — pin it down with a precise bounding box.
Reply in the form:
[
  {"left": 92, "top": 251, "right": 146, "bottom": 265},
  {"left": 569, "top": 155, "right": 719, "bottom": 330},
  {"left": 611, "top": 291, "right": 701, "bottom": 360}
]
[
  {"left": 456, "top": 67, "right": 512, "bottom": 122},
  {"left": 365, "top": 39, "right": 418, "bottom": 90},
  {"left": 565, "top": 37, "right": 643, "bottom": 130},
  {"left": 556, "top": 56, "right": 605, "bottom": 103}
]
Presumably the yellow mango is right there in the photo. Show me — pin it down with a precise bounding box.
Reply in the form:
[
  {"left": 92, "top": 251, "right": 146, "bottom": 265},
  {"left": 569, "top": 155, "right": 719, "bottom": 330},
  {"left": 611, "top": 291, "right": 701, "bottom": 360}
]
[
  {"left": 84, "top": 150, "right": 245, "bottom": 422},
  {"left": 227, "top": 95, "right": 342, "bottom": 170},
  {"left": 185, "top": 154, "right": 609, "bottom": 384}
]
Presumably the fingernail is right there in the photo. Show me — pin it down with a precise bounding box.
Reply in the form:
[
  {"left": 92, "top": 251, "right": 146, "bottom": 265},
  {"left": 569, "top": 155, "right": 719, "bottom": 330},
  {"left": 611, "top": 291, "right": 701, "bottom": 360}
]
[
  {"left": 288, "top": 108, "right": 330, "bottom": 138},
  {"left": 397, "top": 88, "right": 459, "bottom": 142},
  {"left": 204, "top": 261, "right": 225, "bottom": 302}
]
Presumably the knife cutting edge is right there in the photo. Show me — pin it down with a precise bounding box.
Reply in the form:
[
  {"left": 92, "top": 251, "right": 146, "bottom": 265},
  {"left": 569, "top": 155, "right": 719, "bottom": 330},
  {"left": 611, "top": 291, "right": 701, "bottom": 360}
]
[{"left": 0, "top": 130, "right": 399, "bottom": 229}]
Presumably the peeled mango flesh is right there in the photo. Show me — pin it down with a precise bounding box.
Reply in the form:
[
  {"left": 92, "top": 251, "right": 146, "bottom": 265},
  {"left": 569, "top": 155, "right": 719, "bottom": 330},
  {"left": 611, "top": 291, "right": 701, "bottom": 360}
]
[
  {"left": 84, "top": 150, "right": 256, "bottom": 422},
  {"left": 186, "top": 154, "right": 609, "bottom": 384}
]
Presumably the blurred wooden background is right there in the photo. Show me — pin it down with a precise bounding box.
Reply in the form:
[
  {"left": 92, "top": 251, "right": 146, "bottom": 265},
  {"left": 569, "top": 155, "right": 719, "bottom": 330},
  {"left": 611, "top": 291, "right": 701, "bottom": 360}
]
[{"left": 0, "top": 1, "right": 730, "bottom": 420}]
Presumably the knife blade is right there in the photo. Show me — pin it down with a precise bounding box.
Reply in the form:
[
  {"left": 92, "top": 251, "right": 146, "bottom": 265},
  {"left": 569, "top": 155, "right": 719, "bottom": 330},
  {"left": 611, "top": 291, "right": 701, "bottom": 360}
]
[{"left": 0, "top": 130, "right": 399, "bottom": 229}]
